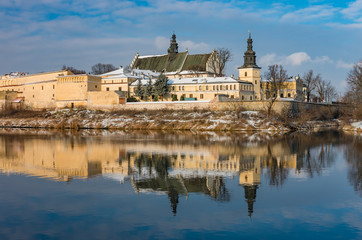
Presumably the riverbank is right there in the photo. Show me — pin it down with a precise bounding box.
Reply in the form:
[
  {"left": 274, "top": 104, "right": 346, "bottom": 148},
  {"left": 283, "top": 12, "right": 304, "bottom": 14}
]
[{"left": 0, "top": 109, "right": 360, "bottom": 133}]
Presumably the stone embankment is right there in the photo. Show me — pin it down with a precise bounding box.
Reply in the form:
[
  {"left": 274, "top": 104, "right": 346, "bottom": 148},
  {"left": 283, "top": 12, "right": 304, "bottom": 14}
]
[{"left": 0, "top": 109, "right": 360, "bottom": 133}]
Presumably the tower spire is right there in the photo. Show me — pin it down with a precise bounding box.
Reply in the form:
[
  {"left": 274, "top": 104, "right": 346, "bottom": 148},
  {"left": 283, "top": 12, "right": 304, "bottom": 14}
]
[
  {"left": 240, "top": 33, "right": 259, "bottom": 69},
  {"left": 168, "top": 32, "right": 178, "bottom": 55}
]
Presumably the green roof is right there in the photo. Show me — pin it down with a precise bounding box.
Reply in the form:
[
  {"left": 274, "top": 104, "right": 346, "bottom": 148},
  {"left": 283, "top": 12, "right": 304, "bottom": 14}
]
[
  {"left": 133, "top": 52, "right": 212, "bottom": 73},
  {"left": 182, "top": 54, "right": 211, "bottom": 72}
]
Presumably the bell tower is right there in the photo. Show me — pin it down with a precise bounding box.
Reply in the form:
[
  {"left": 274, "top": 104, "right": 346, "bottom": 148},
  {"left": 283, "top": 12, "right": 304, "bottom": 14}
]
[
  {"left": 238, "top": 32, "right": 261, "bottom": 100},
  {"left": 167, "top": 33, "right": 178, "bottom": 59}
]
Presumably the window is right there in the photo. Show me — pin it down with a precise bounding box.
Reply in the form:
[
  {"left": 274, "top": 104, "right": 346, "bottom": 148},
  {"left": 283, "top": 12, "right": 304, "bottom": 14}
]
[
  {"left": 255, "top": 80, "right": 257, "bottom": 84},
  {"left": 245, "top": 72, "right": 247, "bottom": 77},
  {"left": 280, "top": 93, "right": 284, "bottom": 98},
  {"left": 106, "top": 87, "right": 110, "bottom": 91},
  {"left": 53, "top": 85, "right": 55, "bottom": 89},
  {"left": 199, "top": 86, "right": 202, "bottom": 90},
  {"left": 53, "top": 94, "right": 55, "bottom": 97},
  {"left": 234, "top": 85, "right": 236, "bottom": 90},
  {"left": 179, "top": 86, "right": 181, "bottom": 90},
  {"left": 119, "top": 87, "right": 122, "bottom": 91},
  {"left": 95, "top": 85, "right": 97, "bottom": 88},
  {"left": 231, "top": 95, "right": 234, "bottom": 98},
  {"left": 226, "top": 85, "right": 228, "bottom": 90},
  {"left": 206, "top": 86, "right": 209, "bottom": 90},
  {"left": 250, "top": 96, "right": 253, "bottom": 100},
  {"left": 33, "top": 95, "right": 34, "bottom": 98},
  {"left": 172, "top": 86, "right": 175, "bottom": 91},
  {"left": 182, "top": 86, "right": 184, "bottom": 90},
  {"left": 200, "top": 94, "right": 204, "bottom": 99},
  {"left": 288, "top": 93, "right": 291, "bottom": 98},
  {"left": 213, "top": 86, "right": 215, "bottom": 90},
  {"left": 242, "top": 96, "right": 244, "bottom": 100},
  {"left": 42, "top": 86, "right": 44, "bottom": 90},
  {"left": 220, "top": 85, "right": 222, "bottom": 90},
  {"left": 190, "top": 94, "right": 193, "bottom": 98},
  {"left": 217, "top": 85, "right": 219, "bottom": 90}
]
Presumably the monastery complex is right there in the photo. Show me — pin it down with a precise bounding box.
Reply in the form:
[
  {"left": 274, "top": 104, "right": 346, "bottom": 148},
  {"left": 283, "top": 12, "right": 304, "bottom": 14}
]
[{"left": 0, "top": 33, "right": 305, "bottom": 110}]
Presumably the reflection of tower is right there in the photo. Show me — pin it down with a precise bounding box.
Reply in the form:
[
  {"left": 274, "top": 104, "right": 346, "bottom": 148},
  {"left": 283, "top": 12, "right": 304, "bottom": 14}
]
[
  {"left": 239, "top": 157, "right": 261, "bottom": 217},
  {"left": 243, "top": 185, "right": 258, "bottom": 217},
  {"left": 168, "top": 184, "right": 179, "bottom": 216}
]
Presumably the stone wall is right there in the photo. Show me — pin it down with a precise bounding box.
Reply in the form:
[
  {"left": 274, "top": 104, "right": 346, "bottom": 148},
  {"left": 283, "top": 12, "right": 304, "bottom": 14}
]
[
  {"left": 87, "top": 91, "right": 121, "bottom": 109},
  {"left": 115, "top": 99, "right": 338, "bottom": 115}
]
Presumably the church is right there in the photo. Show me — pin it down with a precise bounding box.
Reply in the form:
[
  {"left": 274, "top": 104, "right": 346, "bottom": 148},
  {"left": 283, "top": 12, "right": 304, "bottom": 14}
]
[{"left": 125, "top": 33, "right": 261, "bottom": 102}]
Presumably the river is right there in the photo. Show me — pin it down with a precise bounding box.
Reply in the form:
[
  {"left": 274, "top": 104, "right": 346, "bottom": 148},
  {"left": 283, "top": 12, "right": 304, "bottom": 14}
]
[{"left": 0, "top": 130, "right": 361, "bottom": 239}]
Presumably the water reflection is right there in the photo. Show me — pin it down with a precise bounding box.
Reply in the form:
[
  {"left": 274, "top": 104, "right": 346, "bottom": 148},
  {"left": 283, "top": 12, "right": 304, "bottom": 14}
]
[{"left": 0, "top": 130, "right": 361, "bottom": 217}]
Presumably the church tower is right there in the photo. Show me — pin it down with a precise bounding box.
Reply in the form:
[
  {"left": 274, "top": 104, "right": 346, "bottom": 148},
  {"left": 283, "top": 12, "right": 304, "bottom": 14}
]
[
  {"left": 238, "top": 33, "right": 261, "bottom": 100},
  {"left": 167, "top": 33, "right": 179, "bottom": 59}
]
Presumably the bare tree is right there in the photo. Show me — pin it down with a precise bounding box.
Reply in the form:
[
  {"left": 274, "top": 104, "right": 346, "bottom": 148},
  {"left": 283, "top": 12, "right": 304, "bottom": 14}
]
[
  {"left": 91, "top": 63, "right": 117, "bottom": 75},
  {"left": 345, "top": 60, "right": 362, "bottom": 104},
  {"left": 316, "top": 78, "right": 337, "bottom": 103},
  {"left": 264, "top": 64, "right": 288, "bottom": 117},
  {"left": 302, "top": 70, "right": 320, "bottom": 102},
  {"left": 325, "top": 81, "right": 337, "bottom": 103},
  {"left": 62, "top": 65, "right": 86, "bottom": 75},
  {"left": 210, "top": 48, "right": 232, "bottom": 76}
]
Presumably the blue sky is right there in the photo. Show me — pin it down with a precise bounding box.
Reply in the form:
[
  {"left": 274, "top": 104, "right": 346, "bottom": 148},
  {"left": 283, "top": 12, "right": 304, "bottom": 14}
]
[{"left": 1, "top": 0, "right": 361, "bottom": 94}]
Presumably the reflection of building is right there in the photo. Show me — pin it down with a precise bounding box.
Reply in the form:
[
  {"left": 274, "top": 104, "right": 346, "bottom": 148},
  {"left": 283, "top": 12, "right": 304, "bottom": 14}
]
[{"left": 0, "top": 134, "right": 303, "bottom": 215}]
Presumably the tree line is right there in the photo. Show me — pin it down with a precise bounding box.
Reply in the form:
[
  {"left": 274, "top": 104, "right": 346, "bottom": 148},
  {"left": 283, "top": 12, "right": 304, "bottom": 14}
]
[
  {"left": 62, "top": 63, "right": 117, "bottom": 75},
  {"left": 133, "top": 74, "right": 169, "bottom": 101}
]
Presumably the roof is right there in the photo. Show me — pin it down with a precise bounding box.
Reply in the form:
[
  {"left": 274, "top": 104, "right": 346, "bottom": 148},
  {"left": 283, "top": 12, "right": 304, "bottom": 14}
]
[
  {"left": 130, "top": 76, "right": 252, "bottom": 86},
  {"left": 12, "top": 97, "right": 24, "bottom": 103},
  {"left": 132, "top": 51, "right": 213, "bottom": 73},
  {"left": 181, "top": 54, "right": 211, "bottom": 71},
  {"left": 101, "top": 67, "right": 160, "bottom": 81},
  {"left": 168, "top": 76, "right": 251, "bottom": 85}
]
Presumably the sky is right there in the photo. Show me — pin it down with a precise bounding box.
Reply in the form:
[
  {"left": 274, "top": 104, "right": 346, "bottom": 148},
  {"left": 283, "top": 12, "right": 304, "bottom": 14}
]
[{"left": 1, "top": 0, "right": 361, "bottom": 94}]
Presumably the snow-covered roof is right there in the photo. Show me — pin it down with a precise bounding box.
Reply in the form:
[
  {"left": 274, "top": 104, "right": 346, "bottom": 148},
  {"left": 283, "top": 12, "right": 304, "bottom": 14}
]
[
  {"left": 130, "top": 76, "right": 253, "bottom": 86},
  {"left": 130, "top": 79, "right": 156, "bottom": 86},
  {"left": 168, "top": 77, "right": 252, "bottom": 85},
  {"left": 101, "top": 67, "right": 160, "bottom": 80},
  {"left": 138, "top": 54, "right": 167, "bottom": 59}
]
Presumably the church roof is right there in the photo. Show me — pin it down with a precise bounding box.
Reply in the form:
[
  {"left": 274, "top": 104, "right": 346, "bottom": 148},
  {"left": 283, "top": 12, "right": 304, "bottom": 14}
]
[
  {"left": 132, "top": 51, "right": 212, "bottom": 73},
  {"left": 181, "top": 54, "right": 211, "bottom": 71}
]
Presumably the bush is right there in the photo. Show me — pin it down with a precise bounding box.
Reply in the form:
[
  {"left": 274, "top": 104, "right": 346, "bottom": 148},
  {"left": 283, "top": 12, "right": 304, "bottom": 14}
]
[
  {"left": 180, "top": 95, "right": 185, "bottom": 101},
  {"left": 127, "top": 97, "right": 138, "bottom": 102},
  {"left": 172, "top": 95, "right": 178, "bottom": 101},
  {"left": 153, "top": 95, "right": 159, "bottom": 101}
]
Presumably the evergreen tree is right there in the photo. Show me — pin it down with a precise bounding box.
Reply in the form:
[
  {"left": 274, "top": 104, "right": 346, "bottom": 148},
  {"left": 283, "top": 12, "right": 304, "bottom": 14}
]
[
  {"left": 144, "top": 78, "right": 153, "bottom": 101},
  {"left": 134, "top": 79, "right": 144, "bottom": 99},
  {"left": 154, "top": 73, "right": 169, "bottom": 100}
]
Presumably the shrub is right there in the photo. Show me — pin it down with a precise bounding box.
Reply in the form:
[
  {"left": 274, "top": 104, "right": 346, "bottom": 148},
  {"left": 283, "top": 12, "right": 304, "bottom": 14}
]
[
  {"left": 127, "top": 97, "right": 138, "bottom": 102},
  {"left": 153, "top": 95, "right": 159, "bottom": 101},
  {"left": 180, "top": 95, "right": 185, "bottom": 101},
  {"left": 172, "top": 94, "right": 178, "bottom": 101}
]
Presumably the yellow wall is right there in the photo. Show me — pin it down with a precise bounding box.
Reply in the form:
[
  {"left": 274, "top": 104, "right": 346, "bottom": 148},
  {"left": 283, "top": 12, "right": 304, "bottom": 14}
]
[
  {"left": 0, "top": 70, "right": 72, "bottom": 109},
  {"left": 238, "top": 67, "right": 261, "bottom": 100}
]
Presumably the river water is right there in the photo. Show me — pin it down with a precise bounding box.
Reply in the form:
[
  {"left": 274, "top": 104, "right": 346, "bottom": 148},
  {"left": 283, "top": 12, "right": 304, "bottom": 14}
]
[{"left": 0, "top": 130, "right": 361, "bottom": 239}]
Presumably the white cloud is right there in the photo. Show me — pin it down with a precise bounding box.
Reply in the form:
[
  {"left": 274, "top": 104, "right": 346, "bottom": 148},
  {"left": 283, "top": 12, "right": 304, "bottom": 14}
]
[
  {"left": 336, "top": 60, "right": 354, "bottom": 69},
  {"left": 259, "top": 53, "right": 279, "bottom": 66},
  {"left": 179, "top": 40, "right": 210, "bottom": 52},
  {"left": 286, "top": 52, "right": 311, "bottom": 66},
  {"left": 313, "top": 56, "right": 333, "bottom": 64},
  {"left": 341, "top": 0, "right": 362, "bottom": 20},
  {"left": 259, "top": 52, "right": 312, "bottom": 66},
  {"left": 154, "top": 36, "right": 169, "bottom": 51},
  {"left": 281, "top": 5, "right": 338, "bottom": 23}
]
